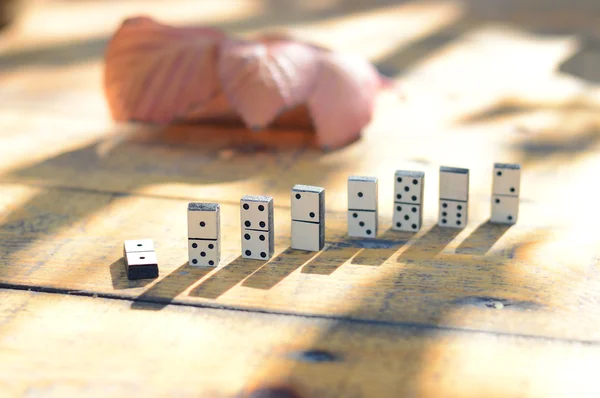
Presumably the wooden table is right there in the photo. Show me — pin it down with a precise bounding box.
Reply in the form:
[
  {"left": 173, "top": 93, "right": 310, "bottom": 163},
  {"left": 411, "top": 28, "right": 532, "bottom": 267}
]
[{"left": 1, "top": 1, "right": 600, "bottom": 396}]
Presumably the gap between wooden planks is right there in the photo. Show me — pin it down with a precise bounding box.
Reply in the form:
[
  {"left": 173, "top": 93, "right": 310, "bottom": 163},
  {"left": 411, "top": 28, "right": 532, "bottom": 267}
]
[
  {"left": 0, "top": 288, "right": 599, "bottom": 398},
  {"left": 1, "top": 181, "right": 600, "bottom": 344}
]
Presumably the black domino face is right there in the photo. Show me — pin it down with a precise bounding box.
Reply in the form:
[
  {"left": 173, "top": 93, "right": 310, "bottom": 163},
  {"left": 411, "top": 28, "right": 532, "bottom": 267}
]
[{"left": 127, "top": 263, "right": 159, "bottom": 280}]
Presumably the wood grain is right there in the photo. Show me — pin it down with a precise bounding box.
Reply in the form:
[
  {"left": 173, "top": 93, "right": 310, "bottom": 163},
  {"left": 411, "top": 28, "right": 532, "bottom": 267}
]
[
  {"left": 0, "top": 181, "right": 599, "bottom": 343},
  {"left": 2, "top": 0, "right": 600, "bottom": 396},
  {"left": 1, "top": 288, "right": 599, "bottom": 398}
]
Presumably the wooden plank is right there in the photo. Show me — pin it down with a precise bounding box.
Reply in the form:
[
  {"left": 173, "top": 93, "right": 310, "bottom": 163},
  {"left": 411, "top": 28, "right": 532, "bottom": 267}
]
[
  {"left": 1, "top": 182, "right": 600, "bottom": 343},
  {"left": 2, "top": 104, "right": 600, "bottom": 217},
  {"left": 0, "top": 288, "right": 598, "bottom": 398},
  {"left": 0, "top": 0, "right": 599, "bottom": 395}
]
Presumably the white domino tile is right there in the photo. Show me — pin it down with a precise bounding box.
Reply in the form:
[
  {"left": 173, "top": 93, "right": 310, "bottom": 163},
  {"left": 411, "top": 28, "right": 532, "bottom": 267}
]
[
  {"left": 490, "top": 163, "right": 521, "bottom": 225},
  {"left": 188, "top": 202, "right": 220, "bottom": 267},
  {"left": 291, "top": 185, "right": 325, "bottom": 251},
  {"left": 241, "top": 195, "right": 274, "bottom": 260},
  {"left": 393, "top": 170, "right": 425, "bottom": 232}
]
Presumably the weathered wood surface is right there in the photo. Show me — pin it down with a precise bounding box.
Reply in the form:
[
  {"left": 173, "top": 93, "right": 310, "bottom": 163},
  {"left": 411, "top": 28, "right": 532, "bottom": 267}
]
[
  {"left": 1, "top": 288, "right": 599, "bottom": 398},
  {"left": 2, "top": 180, "right": 600, "bottom": 344},
  {"left": 1, "top": 0, "right": 600, "bottom": 396}
]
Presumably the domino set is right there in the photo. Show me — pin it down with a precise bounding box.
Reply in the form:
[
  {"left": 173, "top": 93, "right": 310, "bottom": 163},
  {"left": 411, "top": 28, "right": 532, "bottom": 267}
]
[{"left": 123, "top": 163, "right": 521, "bottom": 279}]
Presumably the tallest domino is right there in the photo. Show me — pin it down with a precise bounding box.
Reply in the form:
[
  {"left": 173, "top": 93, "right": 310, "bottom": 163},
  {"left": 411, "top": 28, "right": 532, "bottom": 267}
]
[{"left": 490, "top": 163, "right": 521, "bottom": 224}]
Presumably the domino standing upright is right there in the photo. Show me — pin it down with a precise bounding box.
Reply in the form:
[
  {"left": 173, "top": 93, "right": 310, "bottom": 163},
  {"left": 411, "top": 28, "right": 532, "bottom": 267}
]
[
  {"left": 438, "top": 166, "right": 469, "bottom": 228},
  {"left": 240, "top": 195, "right": 274, "bottom": 260},
  {"left": 123, "top": 238, "right": 159, "bottom": 280},
  {"left": 490, "top": 163, "right": 521, "bottom": 224},
  {"left": 392, "top": 170, "right": 425, "bottom": 232},
  {"left": 291, "top": 185, "right": 325, "bottom": 251},
  {"left": 188, "top": 203, "right": 220, "bottom": 267},
  {"left": 347, "top": 176, "right": 378, "bottom": 238}
]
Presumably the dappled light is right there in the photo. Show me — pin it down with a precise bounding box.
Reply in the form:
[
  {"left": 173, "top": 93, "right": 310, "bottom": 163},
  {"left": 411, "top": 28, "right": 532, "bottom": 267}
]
[{"left": 0, "top": 0, "right": 600, "bottom": 396}]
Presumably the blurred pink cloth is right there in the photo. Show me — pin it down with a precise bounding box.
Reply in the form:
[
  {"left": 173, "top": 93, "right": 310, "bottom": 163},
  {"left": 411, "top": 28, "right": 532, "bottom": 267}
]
[{"left": 104, "top": 16, "right": 384, "bottom": 150}]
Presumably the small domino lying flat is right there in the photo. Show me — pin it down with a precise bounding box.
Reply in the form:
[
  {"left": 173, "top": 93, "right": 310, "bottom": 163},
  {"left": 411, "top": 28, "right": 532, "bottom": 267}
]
[
  {"left": 490, "top": 163, "right": 521, "bottom": 224},
  {"left": 188, "top": 203, "right": 220, "bottom": 267},
  {"left": 438, "top": 166, "right": 469, "bottom": 228},
  {"left": 291, "top": 185, "right": 325, "bottom": 251},
  {"left": 392, "top": 170, "right": 424, "bottom": 232},
  {"left": 347, "top": 176, "right": 378, "bottom": 238},
  {"left": 240, "top": 195, "right": 274, "bottom": 260},
  {"left": 123, "top": 239, "right": 158, "bottom": 280}
]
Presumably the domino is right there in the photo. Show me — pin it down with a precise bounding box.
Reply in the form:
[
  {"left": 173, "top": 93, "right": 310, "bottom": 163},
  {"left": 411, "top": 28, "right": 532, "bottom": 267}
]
[
  {"left": 291, "top": 185, "right": 325, "bottom": 251},
  {"left": 240, "top": 195, "right": 274, "bottom": 260},
  {"left": 392, "top": 170, "right": 424, "bottom": 232},
  {"left": 347, "top": 176, "right": 378, "bottom": 238},
  {"left": 123, "top": 239, "right": 158, "bottom": 280},
  {"left": 490, "top": 163, "right": 521, "bottom": 224},
  {"left": 439, "top": 166, "right": 469, "bottom": 228},
  {"left": 188, "top": 202, "right": 220, "bottom": 266}
]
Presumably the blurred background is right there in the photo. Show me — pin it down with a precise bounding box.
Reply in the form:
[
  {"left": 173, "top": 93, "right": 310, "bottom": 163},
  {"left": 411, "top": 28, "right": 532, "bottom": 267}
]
[
  {"left": 1, "top": 3, "right": 600, "bottom": 396},
  {"left": 1, "top": 0, "right": 600, "bottom": 101}
]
